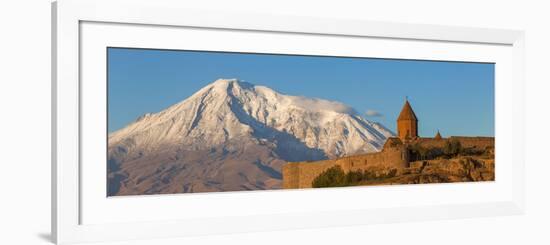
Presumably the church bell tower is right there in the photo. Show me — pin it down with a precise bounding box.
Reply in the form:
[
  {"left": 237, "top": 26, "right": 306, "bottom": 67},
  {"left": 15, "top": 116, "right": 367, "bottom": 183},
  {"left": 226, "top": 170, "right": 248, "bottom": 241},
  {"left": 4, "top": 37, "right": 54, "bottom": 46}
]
[{"left": 397, "top": 99, "right": 418, "bottom": 142}]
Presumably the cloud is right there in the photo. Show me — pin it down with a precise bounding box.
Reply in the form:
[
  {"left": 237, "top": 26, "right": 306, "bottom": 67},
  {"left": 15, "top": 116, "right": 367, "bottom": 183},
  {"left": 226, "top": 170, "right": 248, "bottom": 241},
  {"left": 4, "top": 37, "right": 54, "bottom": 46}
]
[
  {"left": 365, "top": 109, "right": 383, "bottom": 117},
  {"left": 290, "top": 96, "right": 356, "bottom": 114}
]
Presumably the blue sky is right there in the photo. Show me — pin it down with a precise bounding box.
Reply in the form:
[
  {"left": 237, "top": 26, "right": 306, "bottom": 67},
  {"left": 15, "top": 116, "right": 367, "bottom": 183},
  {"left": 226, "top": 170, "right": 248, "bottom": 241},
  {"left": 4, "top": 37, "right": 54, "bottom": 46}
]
[{"left": 108, "top": 47, "right": 494, "bottom": 137}]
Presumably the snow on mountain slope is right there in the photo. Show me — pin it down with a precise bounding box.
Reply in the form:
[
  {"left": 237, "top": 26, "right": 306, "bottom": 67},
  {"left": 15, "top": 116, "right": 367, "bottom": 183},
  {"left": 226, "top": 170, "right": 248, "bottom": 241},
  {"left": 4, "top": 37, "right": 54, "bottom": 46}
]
[{"left": 107, "top": 79, "right": 394, "bottom": 195}]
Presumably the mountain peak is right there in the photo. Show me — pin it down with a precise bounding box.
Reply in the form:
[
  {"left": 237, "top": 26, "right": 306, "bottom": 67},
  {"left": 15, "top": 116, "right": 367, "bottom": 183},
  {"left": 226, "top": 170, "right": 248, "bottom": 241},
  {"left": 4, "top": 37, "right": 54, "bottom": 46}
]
[
  {"left": 211, "top": 78, "right": 256, "bottom": 90},
  {"left": 110, "top": 78, "right": 394, "bottom": 157},
  {"left": 205, "top": 78, "right": 256, "bottom": 95},
  {"left": 206, "top": 78, "right": 237, "bottom": 91},
  {"left": 108, "top": 78, "right": 395, "bottom": 194},
  {"left": 212, "top": 78, "right": 238, "bottom": 85}
]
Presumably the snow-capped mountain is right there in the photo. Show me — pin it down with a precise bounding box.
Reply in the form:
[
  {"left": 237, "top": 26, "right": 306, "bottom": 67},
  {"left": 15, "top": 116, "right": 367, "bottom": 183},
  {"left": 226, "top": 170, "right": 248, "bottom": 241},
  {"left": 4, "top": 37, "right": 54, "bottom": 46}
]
[{"left": 108, "top": 79, "right": 394, "bottom": 195}]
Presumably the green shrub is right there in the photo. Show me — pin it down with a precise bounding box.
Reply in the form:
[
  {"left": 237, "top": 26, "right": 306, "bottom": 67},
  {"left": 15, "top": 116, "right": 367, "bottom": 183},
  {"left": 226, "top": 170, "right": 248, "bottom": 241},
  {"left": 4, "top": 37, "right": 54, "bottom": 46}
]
[
  {"left": 346, "top": 170, "right": 365, "bottom": 183},
  {"left": 410, "top": 143, "right": 438, "bottom": 161},
  {"left": 311, "top": 166, "right": 347, "bottom": 188},
  {"left": 312, "top": 166, "right": 398, "bottom": 188},
  {"left": 444, "top": 139, "right": 462, "bottom": 157}
]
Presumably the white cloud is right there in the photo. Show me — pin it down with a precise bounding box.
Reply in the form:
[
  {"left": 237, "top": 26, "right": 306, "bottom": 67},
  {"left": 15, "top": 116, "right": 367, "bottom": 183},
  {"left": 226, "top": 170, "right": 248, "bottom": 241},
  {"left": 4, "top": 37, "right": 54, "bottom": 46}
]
[
  {"left": 290, "top": 96, "right": 356, "bottom": 114},
  {"left": 365, "top": 109, "right": 383, "bottom": 117}
]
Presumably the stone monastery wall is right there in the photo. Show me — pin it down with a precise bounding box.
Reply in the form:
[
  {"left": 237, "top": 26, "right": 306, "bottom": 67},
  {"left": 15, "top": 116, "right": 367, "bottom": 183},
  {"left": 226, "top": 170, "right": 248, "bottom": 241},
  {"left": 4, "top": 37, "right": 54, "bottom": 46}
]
[
  {"left": 414, "top": 136, "right": 494, "bottom": 149},
  {"left": 282, "top": 145, "right": 407, "bottom": 189},
  {"left": 282, "top": 136, "right": 495, "bottom": 189}
]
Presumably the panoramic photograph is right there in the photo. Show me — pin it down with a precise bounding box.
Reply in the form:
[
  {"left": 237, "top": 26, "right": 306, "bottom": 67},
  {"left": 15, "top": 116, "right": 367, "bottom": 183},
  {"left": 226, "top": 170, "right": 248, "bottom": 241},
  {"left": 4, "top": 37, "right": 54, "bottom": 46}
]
[{"left": 107, "top": 48, "right": 495, "bottom": 196}]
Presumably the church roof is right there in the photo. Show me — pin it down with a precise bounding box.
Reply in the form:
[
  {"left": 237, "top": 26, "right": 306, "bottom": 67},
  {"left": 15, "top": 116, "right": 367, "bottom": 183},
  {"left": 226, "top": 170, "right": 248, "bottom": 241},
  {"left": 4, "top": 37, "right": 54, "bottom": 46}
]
[
  {"left": 383, "top": 137, "right": 403, "bottom": 148},
  {"left": 397, "top": 100, "right": 418, "bottom": 121},
  {"left": 435, "top": 130, "right": 442, "bottom": 139}
]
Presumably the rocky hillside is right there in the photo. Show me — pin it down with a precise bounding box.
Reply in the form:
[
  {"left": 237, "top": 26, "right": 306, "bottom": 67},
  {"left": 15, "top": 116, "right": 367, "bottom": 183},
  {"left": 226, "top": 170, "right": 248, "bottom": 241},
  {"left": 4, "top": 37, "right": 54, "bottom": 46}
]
[
  {"left": 310, "top": 141, "right": 495, "bottom": 188},
  {"left": 357, "top": 156, "right": 495, "bottom": 186}
]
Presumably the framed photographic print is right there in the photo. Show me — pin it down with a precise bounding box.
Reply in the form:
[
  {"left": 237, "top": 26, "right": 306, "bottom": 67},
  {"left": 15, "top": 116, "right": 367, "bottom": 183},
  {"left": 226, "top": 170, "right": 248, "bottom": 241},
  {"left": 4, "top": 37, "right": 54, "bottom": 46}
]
[
  {"left": 107, "top": 48, "right": 496, "bottom": 196},
  {"left": 52, "top": 0, "right": 525, "bottom": 244}
]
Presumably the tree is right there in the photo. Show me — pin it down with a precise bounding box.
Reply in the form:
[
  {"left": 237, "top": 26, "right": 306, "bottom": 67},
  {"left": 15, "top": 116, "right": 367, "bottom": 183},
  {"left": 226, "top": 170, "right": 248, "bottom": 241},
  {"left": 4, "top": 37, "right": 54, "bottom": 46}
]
[
  {"left": 346, "top": 170, "right": 365, "bottom": 183},
  {"left": 409, "top": 143, "right": 429, "bottom": 160},
  {"left": 311, "top": 166, "right": 347, "bottom": 188},
  {"left": 444, "top": 139, "right": 462, "bottom": 157},
  {"left": 312, "top": 166, "right": 399, "bottom": 188}
]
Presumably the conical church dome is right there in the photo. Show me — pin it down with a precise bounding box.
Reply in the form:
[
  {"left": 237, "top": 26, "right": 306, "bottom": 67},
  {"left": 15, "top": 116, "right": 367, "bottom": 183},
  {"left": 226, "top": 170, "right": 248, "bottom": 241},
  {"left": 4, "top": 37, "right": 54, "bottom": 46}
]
[
  {"left": 396, "top": 99, "right": 419, "bottom": 141},
  {"left": 397, "top": 100, "right": 418, "bottom": 121},
  {"left": 435, "top": 130, "right": 442, "bottom": 139}
]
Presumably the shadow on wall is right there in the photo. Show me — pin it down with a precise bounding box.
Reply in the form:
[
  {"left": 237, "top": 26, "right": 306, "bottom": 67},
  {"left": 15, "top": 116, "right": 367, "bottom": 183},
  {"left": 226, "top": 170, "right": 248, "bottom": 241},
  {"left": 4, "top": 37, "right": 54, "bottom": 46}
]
[{"left": 36, "top": 233, "right": 51, "bottom": 243}]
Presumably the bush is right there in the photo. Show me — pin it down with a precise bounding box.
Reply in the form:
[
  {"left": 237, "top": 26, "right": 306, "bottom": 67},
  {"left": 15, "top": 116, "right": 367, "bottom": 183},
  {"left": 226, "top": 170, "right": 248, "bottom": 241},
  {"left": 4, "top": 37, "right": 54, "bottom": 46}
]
[
  {"left": 444, "top": 139, "right": 462, "bottom": 157},
  {"left": 409, "top": 143, "right": 429, "bottom": 160},
  {"left": 409, "top": 144, "right": 443, "bottom": 161},
  {"left": 311, "top": 166, "right": 347, "bottom": 188},
  {"left": 312, "top": 166, "right": 398, "bottom": 188},
  {"left": 346, "top": 170, "right": 365, "bottom": 183}
]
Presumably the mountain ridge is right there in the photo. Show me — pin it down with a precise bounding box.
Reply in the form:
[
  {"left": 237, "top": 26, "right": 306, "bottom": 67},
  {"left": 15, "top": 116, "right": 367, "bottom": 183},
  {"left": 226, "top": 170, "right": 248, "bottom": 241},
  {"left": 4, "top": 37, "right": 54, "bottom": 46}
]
[{"left": 108, "top": 78, "right": 394, "bottom": 195}]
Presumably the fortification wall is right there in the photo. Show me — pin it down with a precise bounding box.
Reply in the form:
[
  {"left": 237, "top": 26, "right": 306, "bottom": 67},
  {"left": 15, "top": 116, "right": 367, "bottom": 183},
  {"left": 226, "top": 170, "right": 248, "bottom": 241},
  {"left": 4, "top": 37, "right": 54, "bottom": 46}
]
[
  {"left": 340, "top": 147, "right": 408, "bottom": 172},
  {"left": 282, "top": 160, "right": 339, "bottom": 189},
  {"left": 449, "top": 136, "right": 494, "bottom": 149},
  {"left": 282, "top": 146, "right": 408, "bottom": 189},
  {"left": 414, "top": 136, "right": 494, "bottom": 149},
  {"left": 413, "top": 138, "right": 447, "bottom": 148},
  {"left": 282, "top": 136, "right": 495, "bottom": 189}
]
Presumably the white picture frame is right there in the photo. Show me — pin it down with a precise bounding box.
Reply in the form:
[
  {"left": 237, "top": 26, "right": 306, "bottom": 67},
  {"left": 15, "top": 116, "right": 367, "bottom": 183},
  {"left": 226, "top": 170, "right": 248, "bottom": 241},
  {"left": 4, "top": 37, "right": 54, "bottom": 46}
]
[{"left": 52, "top": 0, "right": 525, "bottom": 244}]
